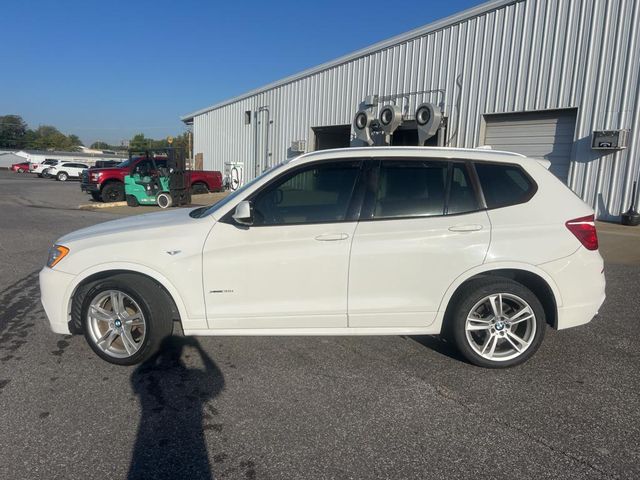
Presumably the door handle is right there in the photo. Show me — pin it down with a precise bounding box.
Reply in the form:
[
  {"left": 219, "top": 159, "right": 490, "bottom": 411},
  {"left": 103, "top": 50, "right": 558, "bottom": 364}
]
[
  {"left": 315, "top": 233, "right": 349, "bottom": 241},
  {"left": 448, "top": 224, "right": 483, "bottom": 232}
]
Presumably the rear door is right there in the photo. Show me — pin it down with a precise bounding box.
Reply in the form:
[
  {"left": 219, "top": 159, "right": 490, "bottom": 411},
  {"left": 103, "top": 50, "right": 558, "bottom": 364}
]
[{"left": 348, "top": 158, "right": 491, "bottom": 327}]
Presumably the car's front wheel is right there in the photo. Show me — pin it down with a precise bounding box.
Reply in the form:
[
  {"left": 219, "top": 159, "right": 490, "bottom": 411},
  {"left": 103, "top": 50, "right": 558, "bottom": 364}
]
[
  {"left": 57, "top": 172, "right": 68, "bottom": 181},
  {"left": 448, "top": 278, "right": 545, "bottom": 368},
  {"left": 81, "top": 274, "right": 174, "bottom": 365}
]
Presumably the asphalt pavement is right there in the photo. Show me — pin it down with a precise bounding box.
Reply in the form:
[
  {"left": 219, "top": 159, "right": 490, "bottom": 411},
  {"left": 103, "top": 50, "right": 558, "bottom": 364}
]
[{"left": 0, "top": 170, "right": 638, "bottom": 479}]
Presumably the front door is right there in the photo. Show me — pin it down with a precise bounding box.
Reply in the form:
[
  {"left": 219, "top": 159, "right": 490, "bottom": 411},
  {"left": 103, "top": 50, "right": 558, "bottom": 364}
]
[
  {"left": 348, "top": 158, "right": 491, "bottom": 327},
  {"left": 202, "top": 159, "right": 364, "bottom": 329}
]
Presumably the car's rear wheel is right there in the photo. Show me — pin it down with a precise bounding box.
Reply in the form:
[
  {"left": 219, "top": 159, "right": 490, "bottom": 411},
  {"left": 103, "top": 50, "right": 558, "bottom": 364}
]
[
  {"left": 17, "top": 167, "right": 24, "bottom": 173},
  {"left": 449, "top": 278, "right": 545, "bottom": 368},
  {"left": 81, "top": 274, "right": 173, "bottom": 365},
  {"left": 57, "top": 172, "right": 68, "bottom": 181},
  {"left": 101, "top": 182, "right": 125, "bottom": 202}
]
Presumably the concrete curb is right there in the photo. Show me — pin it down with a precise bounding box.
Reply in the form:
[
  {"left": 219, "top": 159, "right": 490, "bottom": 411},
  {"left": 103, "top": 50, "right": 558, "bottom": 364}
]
[{"left": 78, "top": 201, "right": 126, "bottom": 209}]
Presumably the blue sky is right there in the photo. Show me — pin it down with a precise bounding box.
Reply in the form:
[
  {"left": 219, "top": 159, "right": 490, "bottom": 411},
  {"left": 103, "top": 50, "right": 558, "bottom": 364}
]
[{"left": 1, "top": 0, "right": 484, "bottom": 145}]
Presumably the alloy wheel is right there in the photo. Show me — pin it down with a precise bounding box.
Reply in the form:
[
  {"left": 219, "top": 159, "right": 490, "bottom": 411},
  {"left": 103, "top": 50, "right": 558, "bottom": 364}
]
[
  {"left": 86, "top": 290, "right": 147, "bottom": 358},
  {"left": 464, "top": 293, "right": 536, "bottom": 362}
]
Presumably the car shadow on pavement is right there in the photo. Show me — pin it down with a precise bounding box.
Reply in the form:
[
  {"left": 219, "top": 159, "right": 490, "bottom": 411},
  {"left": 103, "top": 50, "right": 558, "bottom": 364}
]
[
  {"left": 128, "top": 336, "right": 225, "bottom": 480},
  {"left": 409, "top": 335, "right": 469, "bottom": 364}
]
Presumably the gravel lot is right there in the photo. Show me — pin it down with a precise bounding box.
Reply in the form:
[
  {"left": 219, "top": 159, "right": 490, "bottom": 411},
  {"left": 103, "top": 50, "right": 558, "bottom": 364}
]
[{"left": 0, "top": 169, "right": 638, "bottom": 480}]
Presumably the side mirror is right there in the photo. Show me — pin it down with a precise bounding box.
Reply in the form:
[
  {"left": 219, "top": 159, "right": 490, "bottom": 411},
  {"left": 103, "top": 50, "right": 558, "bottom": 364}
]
[{"left": 232, "top": 200, "right": 253, "bottom": 226}]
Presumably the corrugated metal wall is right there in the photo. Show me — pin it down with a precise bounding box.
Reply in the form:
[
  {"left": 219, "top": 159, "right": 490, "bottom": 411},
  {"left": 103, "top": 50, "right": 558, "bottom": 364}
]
[{"left": 191, "top": 0, "right": 640, "bottom": 219}]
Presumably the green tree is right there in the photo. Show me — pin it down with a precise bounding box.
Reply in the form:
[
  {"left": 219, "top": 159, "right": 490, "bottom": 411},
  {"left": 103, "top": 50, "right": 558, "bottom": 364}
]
[
  {"left": 29, "top": 125, "right": 82, "bottom": 151},
  {"left": 0, "top": 115, "right": 28, "bottom": 149},
  {"left": 67, "top": 134, "right": 83, "bottom": 149},
  {"left": 129, "top": 133, "right": 151, "bottom": 150}
]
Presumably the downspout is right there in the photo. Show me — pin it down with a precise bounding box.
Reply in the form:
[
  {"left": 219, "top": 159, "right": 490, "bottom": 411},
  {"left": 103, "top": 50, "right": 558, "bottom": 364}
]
[{"left": 254, "top": 106, "right": 270, "bottom": 176}]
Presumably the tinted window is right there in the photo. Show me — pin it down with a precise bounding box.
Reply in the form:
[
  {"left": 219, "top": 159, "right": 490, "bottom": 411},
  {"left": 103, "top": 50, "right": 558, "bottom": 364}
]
[
  {"left": 252, "top": 161, "right": 361, "bottom": 225},
  {"left": 374, "top": 161, "right": 447, "bottom": 218},
  {"left": 44, "top": 160, "right": 57, "bottom": 165},
  {"left": 475, "top": 163, "right": 535, "bottom": 209},
  {"left": 447, "top": 164, "right": 479, "bottom": 214}
]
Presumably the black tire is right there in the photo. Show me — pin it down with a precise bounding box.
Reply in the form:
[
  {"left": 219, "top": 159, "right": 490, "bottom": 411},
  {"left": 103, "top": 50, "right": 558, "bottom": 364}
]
[
  {"left": 101, "top": 182, "right": 125, "bottom": 202},
  {"left": 447, "top": 278, "right": 546, "bottom": 368},
  {"left": 80, "top": 273, "right": 174, "bottom": 365},
  {"left": 17, "top": 168, "right": 24, "bottom": 173},
  {"left": 90, "top": 191, "right": 102, "bottom": 202},
  {"left": 190, "top": 182, "right": 209, "bottom": 195},
  {"left": 126, "top": 195, "right": 139, "bottom": 207},
  {"left": 57, "top": 172, "right": 68, "bottom": 182}
]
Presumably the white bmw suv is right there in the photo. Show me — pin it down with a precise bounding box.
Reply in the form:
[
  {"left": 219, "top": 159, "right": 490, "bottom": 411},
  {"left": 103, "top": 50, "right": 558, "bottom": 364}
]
[{"left": 40, "top": 147, "right": 605, "bottom": 368}]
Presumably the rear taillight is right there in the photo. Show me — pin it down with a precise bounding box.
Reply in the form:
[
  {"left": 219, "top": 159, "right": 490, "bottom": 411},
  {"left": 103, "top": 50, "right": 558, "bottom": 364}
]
[{"left": 566, "top": 215, "right": 598, "bottom": 250}]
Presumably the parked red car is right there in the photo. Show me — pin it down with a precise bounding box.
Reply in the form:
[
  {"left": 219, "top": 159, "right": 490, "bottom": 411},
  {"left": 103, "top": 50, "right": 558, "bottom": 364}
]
[{"left": 10, "top": 161, "right": 31, "bottom": 173}]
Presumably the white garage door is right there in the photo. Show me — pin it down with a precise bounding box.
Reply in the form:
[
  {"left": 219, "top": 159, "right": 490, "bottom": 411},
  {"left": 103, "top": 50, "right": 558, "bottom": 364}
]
[{"left": 483, "top": 109, "right": 577, "bottom": 182}]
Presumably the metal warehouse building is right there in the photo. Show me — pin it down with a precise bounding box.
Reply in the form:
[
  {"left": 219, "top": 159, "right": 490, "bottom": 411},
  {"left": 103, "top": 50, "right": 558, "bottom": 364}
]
[{"left": 181, "top": 0, "right": 640, "bottom": 220}]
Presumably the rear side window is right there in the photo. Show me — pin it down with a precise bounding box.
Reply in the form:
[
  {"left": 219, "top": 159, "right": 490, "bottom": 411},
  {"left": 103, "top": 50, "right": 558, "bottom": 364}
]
[
  {"left": 374, "top": 161, "right": 447, "bottom": 218},
  {"left": 475, "top": 163, "right": 535, "bottom": 209}
]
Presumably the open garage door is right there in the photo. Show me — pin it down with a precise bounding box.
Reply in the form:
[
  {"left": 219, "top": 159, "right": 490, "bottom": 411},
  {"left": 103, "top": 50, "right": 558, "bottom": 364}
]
[{"left": 483, "top": 109, "right": 577, "bottom": 182}]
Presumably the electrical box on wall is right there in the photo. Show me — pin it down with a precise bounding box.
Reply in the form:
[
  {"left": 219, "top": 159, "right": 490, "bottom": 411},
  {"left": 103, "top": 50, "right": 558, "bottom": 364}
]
[{"left": 591, "top": 130, "right": 629, "bottom": 150}]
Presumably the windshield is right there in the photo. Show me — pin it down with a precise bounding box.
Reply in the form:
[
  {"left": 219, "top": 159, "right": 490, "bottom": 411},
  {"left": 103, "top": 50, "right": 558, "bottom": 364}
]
[{"left": 191, "top": 162, "right": 289, "bottom": 218}]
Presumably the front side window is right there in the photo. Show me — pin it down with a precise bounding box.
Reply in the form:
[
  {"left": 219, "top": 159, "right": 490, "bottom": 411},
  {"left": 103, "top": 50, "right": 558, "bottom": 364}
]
[
  {"left": 251, "top": 161, "right": 361, "bottom": 225},
  {"left": 373, "top": 160, "right": 447, "bottom": 218},
  {"left": 475, "top": 163, "right": 535, "bottom": 209}
]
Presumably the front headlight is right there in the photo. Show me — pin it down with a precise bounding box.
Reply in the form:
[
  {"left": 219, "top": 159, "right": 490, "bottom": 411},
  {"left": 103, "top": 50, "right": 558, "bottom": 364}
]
[
  {"left": 47, "top": 245, "right": 70, "bottom": 268},
  {"left": 90, "top": 172, "right": 100, "bottom": 182}
]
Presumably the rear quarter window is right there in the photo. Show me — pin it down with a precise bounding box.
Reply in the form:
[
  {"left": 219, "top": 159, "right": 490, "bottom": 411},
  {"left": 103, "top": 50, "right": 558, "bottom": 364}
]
[{"left": 475, "top": 163, "right": 536, "bottom": 209}]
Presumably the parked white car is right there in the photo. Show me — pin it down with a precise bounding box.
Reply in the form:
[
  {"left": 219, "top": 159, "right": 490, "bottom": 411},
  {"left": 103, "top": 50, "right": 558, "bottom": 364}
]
[
  {"left": 40, "top": 147, "right": 605, "bottom": 367},
  {"left": 47, "top": 162, "right": 90, "bottom": 181},
  {"left": 30, "top": 159, "right": 63, "bottom": 177}
]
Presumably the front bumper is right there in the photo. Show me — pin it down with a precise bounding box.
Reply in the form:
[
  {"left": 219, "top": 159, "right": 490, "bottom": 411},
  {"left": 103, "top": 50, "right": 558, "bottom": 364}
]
[
  {"left": 80, "top": 182, "right": 100, "bottom": 193},
  {"left": 39, "top": 266, "right": 76, "bottom": 335}
]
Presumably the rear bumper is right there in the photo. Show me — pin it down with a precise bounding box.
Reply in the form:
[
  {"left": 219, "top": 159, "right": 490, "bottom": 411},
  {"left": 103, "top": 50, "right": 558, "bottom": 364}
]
[
  {"left": 39, "top": 267, "right": 75, "bottom": 335},
  {"left": 539, "top": 248, "right": 606, "bottom": 330}
]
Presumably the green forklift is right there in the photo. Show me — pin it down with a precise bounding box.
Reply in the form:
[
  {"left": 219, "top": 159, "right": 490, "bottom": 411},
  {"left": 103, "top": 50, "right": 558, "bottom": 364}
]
[{"left": 124, "top": 148, "right": 191, "bottom": 208}]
